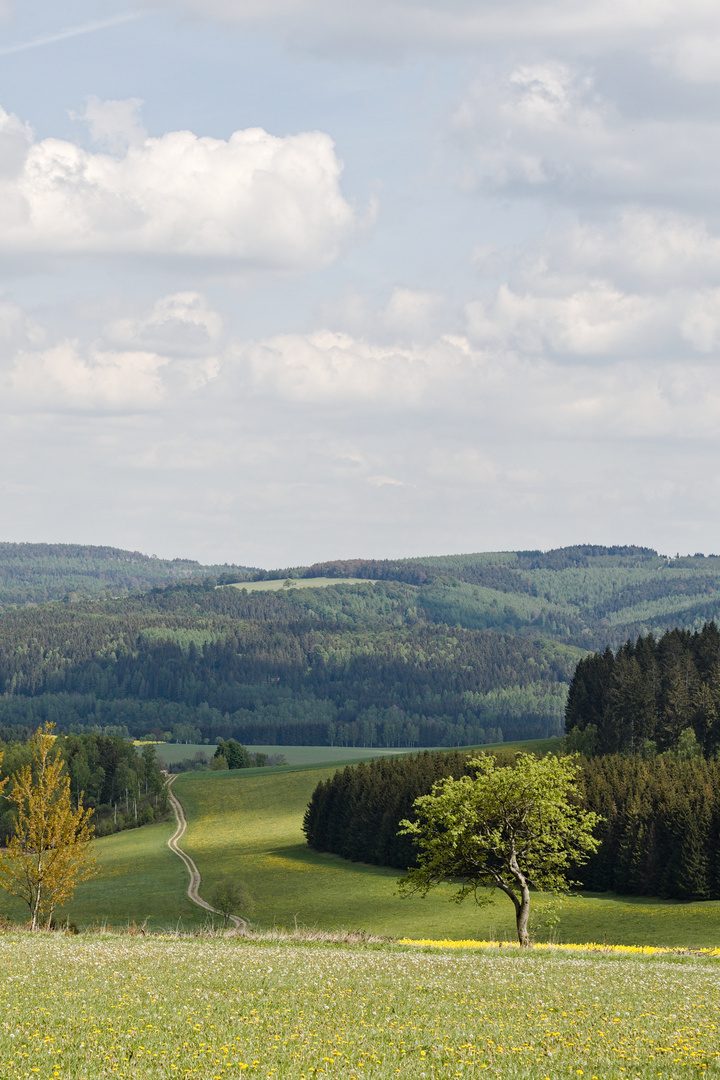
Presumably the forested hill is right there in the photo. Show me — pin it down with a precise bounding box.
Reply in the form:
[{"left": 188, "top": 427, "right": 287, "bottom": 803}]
[
  {"left": 0, "top": 542, "right": 252, "bottom": 609},
  {"left": 264, "top": 545, "right": 720, "bottom": 651},
  {"left": 3, "top": 542, "right": 720, "bottom": 748},
  {"left": 0, "top": 577, "right": 576, "bottom": 747}
]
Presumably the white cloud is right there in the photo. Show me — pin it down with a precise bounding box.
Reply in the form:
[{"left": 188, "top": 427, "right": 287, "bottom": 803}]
[
  {"left": 463, "top": 209, "right": 720, "bottom": 359},
  {"left": 452, "top": 63, "right": 720, "bottom": 205},
  {"left": 657, "top": 34, "right": 720, "bottom": 82},
  {"left": 106, "top": 292, "right": 223, "bottom": 358},
  {"left": 3, "top": 292, "right": 222, "bottom": 411},
  {"left": 244, "top": 329, "right": 478, "bottom": 404},
  {"left": 0, "top": 103, "right": 361, "bottom": 266},
  {"left": 320, "top": 286, "right": 454, "bottom": 343},
  {"left": 9, "top": 344, "right": 171, "bottom": 410},
  {"left": 80, "top": 96, "right": 146, "bottom": 154}
]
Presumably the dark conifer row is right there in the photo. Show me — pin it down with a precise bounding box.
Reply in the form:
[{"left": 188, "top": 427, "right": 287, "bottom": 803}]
[
  {"left": 565, "top": 622, "right": 720, "bottom": 754},
  {"left": 303, "top": 750, "right": 720, "bottom": 900}
]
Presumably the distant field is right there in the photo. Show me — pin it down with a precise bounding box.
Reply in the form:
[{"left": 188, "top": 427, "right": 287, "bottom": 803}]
[
  {"left": 224, "top": 576, "right": 373, "bottom": 592},
  {"left": 150, "top": 738, "right": 562, "bottom": 767},
  {"left": 176, "top": 764, "right": 720, "bottom": 947},
  {"left": 151, "top": 744, "right": 428, "bottom": 766}
]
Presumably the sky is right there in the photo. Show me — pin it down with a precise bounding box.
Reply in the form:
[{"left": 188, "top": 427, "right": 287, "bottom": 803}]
[{"left": 2, "top": 1, "right": 720, "bottom": 567}]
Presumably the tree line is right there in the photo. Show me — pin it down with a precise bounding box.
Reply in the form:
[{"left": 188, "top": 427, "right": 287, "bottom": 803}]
[
  {"left": 565, "top": 621, "right": 720, "bottom": 755},
  {"left": 303, "top": 749, "right": 720, "bottom": 901},
  {"left": 0, "top": 731, "right": 168, "bottom": 840}
]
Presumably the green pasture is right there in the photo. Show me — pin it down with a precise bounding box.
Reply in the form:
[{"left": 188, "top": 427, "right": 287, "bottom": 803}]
[
  {"left": 0, "top": 819, "right": 207, "bottom": 932},
  {"left": 4, "top": 934, "right": 720, "bottom": 1080},
  {"left": 151, "top": 737, "right": 562, "bottom": 767},
  {"left": 176, "top": 764, "right": 720, "bottom": 948},
  {"left": 7, "top": 739, "right": 720, "bottom": 947},
  {"left": 151, "top": 743, "right": 425, "bottom": 767},
  {"left": 225, "top": 576, "right": 372, "bottom": 593}
]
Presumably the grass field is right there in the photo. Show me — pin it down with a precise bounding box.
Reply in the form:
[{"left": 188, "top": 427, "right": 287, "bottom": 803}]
[
  {"left": 151, "top": 744, "right": 426, "bottom": 767},
  {"left": 10, "top": 743, "right": 718, "bottom": 947},
  {"left": 2, "top": 933, "right": 720, "bottom": 1079},
  {"left": 224, "top": 577, "right": 372, "bottom": 593},
  {"left": 0, "top": 818, "right": 207, "bottom": 932},
  {"left": 151, "top": 738, "right": 563, "bottom": 767},
  {"left": 175, "top": 765, "right": 720, "bottom": 948}
]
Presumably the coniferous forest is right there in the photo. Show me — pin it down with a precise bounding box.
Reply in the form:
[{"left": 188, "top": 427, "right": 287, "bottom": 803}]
[
  {"left": 303, "top": 750, "right": 720, "bottom": 901},
  {"left": 3, "top": 542, "right": 720, "bottom": 747}
]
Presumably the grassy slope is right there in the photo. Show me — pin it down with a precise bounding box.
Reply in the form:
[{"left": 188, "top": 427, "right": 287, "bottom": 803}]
[
  {"left": 227, "top": 577, "right": 370, "bottom": 592},
  {"left": 47, "top": 821, "right": 206, "bottom": 931},
  {"left": 176, "top": 765, "right": 720, "bottom": 948}
]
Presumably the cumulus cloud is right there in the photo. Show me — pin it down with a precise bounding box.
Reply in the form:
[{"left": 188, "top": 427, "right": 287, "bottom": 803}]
[
  {"left": 320, "top": 287, "right": 455, "bottom": 343},
  {"left": 0, "top": 103, "right": 360, "bottom": 266},
  {"left": 244, "top": 329, "right": 478, "bottom": 404},
  {"left": 3, "top": 292, "right": 222, "bottom": 411},
  {"left": 106, "top": 292, "right": 223, "bottom": 358},
  {"left": 80, "top": 96, "right": 147, "bottom": 154},
  {"left": 241, "top": 323, "right": 720, "bottom": 442},
  {"left": 452, "top": 62, "right": 720, "bottom": 206},
  {"left": 464, "top": 209, "right": 720, "bottom": 360}
]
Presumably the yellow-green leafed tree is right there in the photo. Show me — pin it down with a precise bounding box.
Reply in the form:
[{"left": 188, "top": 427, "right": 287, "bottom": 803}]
[{"left": 0, "top": 724, "right": 97, "bottom": 929}]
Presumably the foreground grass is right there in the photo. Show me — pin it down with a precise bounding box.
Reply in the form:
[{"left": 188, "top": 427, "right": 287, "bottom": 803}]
[
  {"left": 1, "top": 933, "right": 719, "bottom": 1079},
  {"left": 176, "top": 767, "right": 720, "bottom": 947}
]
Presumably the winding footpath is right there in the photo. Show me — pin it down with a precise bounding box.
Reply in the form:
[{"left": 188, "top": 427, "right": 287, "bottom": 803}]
[{"left": 166, "top": 777, "right": 246, "bottom": 930}]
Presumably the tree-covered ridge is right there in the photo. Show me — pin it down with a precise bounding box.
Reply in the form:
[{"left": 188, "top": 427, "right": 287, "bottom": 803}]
[
  {"left": 0, "top": 580, "right": 575, "bottom": 746},
  {"left": 241, "top": 546, "right": 720, "bottom": 649},
  {"left": 565, "top": 622, "right": 720, "bottom": 756},
  {"left": 7, "top": 542, "right": 720, "bottom": 747},
  {"left": 0, "top": 542, "right": 253, "bottom": 610},
  {"left": 303, "top": 749, "right": 720, "bottom": 901}
]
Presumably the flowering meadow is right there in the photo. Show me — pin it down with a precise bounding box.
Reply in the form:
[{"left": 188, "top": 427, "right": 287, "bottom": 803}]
[{"left": 2, "top": 933, "right": 719, "bottom": 1079}]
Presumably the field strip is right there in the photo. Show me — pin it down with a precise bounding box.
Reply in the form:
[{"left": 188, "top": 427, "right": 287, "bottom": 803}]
[{"left": 166, "top": 777, "right": 246, "bottom": 930}]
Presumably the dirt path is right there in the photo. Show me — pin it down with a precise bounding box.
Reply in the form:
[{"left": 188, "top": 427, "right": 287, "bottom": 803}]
[{"left": 166, "top": 778, "right": 246, "bottom": 931}]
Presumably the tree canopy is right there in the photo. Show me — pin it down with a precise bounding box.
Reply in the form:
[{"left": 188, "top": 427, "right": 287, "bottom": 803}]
[
  {"left": 0, "top": 724, "right": 97, "bottom": 928},
  {"left": 397, "top": 753, "right": 601, "bottom": 946}
]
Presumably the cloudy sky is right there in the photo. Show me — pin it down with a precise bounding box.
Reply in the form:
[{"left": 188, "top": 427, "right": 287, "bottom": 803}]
[{"left": 1, "top": 0, "right": 720, "bottom": 566}]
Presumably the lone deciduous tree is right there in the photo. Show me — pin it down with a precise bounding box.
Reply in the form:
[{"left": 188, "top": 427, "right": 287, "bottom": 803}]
[
  {"left": 210, "top": 880, "right": 252, "bottom": 928},
  {"left": 0, "top": 724, "right": 97, "bottom": 929},
  {"left": 397, "top": 753, "right": 601, "bottom": 947}
]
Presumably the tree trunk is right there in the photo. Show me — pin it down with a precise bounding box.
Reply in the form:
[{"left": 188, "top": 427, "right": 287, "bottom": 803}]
[
  {"left": 515, "top": 884, "right": 531, "bottom": 947},
  {"left": 509, "top": 851, "right": 532, "bottom": 947}
]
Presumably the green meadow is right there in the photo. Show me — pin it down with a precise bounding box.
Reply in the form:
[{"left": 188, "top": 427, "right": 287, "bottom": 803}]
[
  {"left": 174, "top": 766, "right": 720, "bottom": 948},
  {"left": 4, "top": 934, "right": 720, "bottom": 1080},
  {"left": 226, "top": 577, "right": 372, "bottom": 593},
  {"left": 5, "top": 751, "right": 719, "bottom": 948},
  {"left": 151, "top": 743, "right": 426, "bottom": 767}
]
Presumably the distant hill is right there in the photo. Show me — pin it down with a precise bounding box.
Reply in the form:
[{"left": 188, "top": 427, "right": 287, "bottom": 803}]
[
  {"left": 0, "top": 542, "right": 254, "bottom": 610},
  {"left": 251, "top": 544, "right": 720, "bottom": 651},
  {"left": 2, "top": 542, "right": 720, "bottom": 750}
]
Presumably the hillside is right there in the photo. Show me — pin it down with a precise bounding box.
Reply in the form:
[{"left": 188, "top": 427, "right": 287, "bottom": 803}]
[
  {"left": 3, "top": 543, "right": 720, "bottom": 746},
  {"left": 0, "top": 541, "right": 253, "bottom": 610},
  {"left": 264, "top": 544, "right": 720, "bottom": 650}
]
